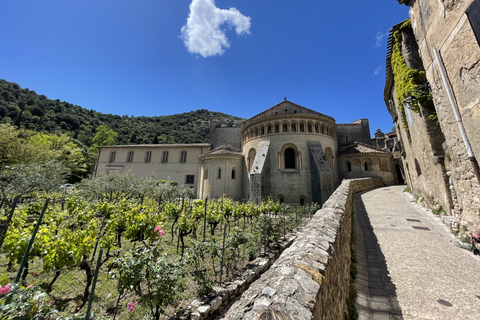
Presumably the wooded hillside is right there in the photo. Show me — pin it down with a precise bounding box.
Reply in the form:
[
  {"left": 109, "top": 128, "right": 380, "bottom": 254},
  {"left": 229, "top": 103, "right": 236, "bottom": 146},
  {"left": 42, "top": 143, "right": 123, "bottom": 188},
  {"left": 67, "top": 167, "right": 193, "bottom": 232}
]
[{"left": 0, "top": 79, "right": 243, "bottom": 147}]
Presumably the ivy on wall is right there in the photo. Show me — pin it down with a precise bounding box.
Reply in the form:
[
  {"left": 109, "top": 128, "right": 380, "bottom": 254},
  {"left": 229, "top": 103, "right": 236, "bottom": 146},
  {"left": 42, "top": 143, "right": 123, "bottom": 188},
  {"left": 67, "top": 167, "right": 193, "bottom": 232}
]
[{"left": 391, "top": 20, "right": 437, "bottom": 125}]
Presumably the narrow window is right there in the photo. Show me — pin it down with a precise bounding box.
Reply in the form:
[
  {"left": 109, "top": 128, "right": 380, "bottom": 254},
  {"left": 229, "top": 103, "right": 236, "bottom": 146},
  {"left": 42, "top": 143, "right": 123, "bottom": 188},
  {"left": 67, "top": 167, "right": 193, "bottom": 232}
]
[
  {"left": 109, "top": 151, "right": 116, "bottom": 163},
  {"left": 285, "top": 148, "right": 296, "bottom": 169},
  {"left": 299, "top": 197, "right": 306, "bottom": 206},
  {"left": 126, "top": 151, "right": 134, "bottom": 163},
  {"left": 180, "top": 151, "right": 187, "bottom": 163},
  {"left": 162, "top": 151, "right": 169, "bottom": 163},
  {"left": 217, "top": 168, "right": 222, "bottom": 179},
  {"left": 347, "top": 161, "right": 352, "bottom": 172},
  {"left": 146, "top": 151, "right": 152, "bottom": 163},
  {"left": 145, "top": 151, "right": 152, "bottom": 163},
  {"left": 185, "top": 175, "right": 194, "bottom": 184},
  {"left": 231, "top": 169, "right": 236, "bottom": 179}
]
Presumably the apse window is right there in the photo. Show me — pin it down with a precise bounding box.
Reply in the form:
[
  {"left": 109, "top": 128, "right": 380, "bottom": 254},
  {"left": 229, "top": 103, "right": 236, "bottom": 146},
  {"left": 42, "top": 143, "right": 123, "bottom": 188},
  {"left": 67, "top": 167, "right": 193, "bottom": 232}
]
[{"left": 285, "top": 148, "right": 296, "bottom": 169}]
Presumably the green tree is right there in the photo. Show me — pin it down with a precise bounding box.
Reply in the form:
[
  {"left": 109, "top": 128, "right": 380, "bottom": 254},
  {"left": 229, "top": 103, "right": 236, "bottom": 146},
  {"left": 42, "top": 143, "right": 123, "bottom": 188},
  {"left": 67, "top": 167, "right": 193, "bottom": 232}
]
[
  {"left": 0, "top": 124, "right": 46, "bottom": 171},
  {"left": 0, "top": 161, "right": 69, "bottom": 198},
  {"left": 28, "top": 132, "right": 87, "bottom": 182},
  {"left": 86, "top": 125, "right": 118, "bottom": 174}
]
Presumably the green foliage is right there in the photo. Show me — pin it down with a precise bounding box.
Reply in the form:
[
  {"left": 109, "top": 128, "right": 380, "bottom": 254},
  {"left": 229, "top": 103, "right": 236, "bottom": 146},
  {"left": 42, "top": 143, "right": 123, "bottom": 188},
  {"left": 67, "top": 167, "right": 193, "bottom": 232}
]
[
  {"left": 391, "top": 20, "right": 436, "bottom": 128},
  {"left": 0, "top": 79, "right": 243, "bottom": 148},
  {"left": 110, "top": 239, "right": 186, "bottom": 320},
  {"left": 186, "top": 241, "right": 215, "bottom": 298},
  {"left": 0, "top": 161, "right": 69, "bottom": 198},
  {"left": 0, "top": 284, "right": 58, "bottom": 320},
  {"left": 431, "top": 204, "right": 446, "bottom": 216}
]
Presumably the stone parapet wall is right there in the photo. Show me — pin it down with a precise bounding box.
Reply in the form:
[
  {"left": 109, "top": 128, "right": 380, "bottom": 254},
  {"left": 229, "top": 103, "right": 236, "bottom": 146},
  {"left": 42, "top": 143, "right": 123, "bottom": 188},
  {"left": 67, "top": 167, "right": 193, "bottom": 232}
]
[{"left": 223, "top": 178, "right": 383, "bottom": 320}]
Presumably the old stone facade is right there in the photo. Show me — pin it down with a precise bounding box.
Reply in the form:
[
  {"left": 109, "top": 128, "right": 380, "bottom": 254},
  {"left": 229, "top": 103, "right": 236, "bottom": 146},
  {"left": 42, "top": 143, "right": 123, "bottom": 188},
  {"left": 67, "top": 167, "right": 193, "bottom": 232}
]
[
  {"left": 95, "top": 100, "right": 396, "bottom": 205},
  {"left": 387, "top": 0, "right": 480, "bottom": 233}
]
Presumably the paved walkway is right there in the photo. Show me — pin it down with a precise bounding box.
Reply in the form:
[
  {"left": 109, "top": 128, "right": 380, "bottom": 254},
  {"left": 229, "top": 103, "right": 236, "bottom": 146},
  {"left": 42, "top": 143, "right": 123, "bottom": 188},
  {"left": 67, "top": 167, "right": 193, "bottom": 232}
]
[{"left": 354, "top": 185, "right": 480, "bottom": 320}]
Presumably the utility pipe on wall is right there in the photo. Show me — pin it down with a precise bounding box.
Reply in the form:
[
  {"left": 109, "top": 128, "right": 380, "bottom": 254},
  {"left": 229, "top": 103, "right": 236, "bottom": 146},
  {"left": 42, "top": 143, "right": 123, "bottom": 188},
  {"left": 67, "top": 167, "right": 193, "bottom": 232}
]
[{"left": 433, "top": 48, "right": 480, "bottom": 186}]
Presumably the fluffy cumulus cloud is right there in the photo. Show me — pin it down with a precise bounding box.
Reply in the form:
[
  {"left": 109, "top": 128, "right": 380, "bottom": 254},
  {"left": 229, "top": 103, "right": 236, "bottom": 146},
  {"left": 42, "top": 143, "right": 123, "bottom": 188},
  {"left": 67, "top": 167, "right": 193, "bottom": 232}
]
[{"left": 181, "top": 0, "right": 251, "bottom": 57}]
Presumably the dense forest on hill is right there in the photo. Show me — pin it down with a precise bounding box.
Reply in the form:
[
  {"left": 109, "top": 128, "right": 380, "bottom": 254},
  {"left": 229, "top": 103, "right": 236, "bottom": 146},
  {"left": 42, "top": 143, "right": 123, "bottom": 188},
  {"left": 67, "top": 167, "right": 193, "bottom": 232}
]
[{"left": 0, "top": 79, "right": 243, "bottom": 147}]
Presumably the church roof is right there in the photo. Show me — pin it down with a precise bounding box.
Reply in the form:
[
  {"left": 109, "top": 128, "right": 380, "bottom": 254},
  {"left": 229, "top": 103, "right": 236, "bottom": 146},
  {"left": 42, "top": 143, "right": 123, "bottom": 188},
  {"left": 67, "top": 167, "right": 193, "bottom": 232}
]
[
  {"left": 199, "top": 144, "right": 243, "bottom": 158},
  {"left": 338, "top": 142, "right": 390, "bottom": 156},
  {"left": 242, "top": 99, "right": 333, "bottom": 127}
]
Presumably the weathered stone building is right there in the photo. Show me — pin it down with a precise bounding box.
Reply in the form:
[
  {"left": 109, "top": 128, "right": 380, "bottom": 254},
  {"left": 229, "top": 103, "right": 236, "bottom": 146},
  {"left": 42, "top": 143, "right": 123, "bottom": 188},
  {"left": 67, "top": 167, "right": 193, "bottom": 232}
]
[
  {"left": 95, "top": 100, "right": 396, "bottom": 205},
  {"left": 386, "top": 0, "right": 480, "bottom": 232}
]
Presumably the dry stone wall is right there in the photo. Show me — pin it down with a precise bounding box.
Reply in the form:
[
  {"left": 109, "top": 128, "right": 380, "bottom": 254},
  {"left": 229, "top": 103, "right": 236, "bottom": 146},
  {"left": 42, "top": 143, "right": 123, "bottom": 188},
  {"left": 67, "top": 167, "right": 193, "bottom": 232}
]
[{"left": 223, "top": 177, "right": 383, "bottom": 320}]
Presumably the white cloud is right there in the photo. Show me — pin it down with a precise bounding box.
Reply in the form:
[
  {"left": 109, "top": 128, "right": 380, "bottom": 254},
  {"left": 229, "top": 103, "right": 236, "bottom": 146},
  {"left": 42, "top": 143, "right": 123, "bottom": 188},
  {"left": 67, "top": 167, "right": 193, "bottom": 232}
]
[
  {"left": 374, "top": 31, "right": 385, "bottom": 48},
  {"left": 181, "top": 0, "right": 251, "bottom": 58},
  {"left": 374, "top": 65, "right": 382, "bottom": 76}
]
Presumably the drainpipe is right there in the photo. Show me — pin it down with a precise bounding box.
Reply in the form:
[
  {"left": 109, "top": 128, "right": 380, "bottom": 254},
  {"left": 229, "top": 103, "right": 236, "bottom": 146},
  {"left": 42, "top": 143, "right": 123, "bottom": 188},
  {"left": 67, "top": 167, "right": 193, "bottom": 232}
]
[{"left": 433, "top": 48, "right": 480, "bottom": 186}]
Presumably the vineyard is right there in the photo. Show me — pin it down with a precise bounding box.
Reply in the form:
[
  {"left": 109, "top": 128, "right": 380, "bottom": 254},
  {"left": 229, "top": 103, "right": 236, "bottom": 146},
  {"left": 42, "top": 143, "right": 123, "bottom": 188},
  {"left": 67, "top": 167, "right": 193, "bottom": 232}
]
[{"left": 0, "top": 173, "right": 319, "bottom": 320}]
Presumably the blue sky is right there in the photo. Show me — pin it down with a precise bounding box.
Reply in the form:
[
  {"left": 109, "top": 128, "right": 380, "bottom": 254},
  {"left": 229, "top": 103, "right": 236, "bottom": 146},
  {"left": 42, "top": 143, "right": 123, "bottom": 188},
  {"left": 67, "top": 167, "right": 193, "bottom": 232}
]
[{"left": 0, "top": 1, "right": 409, "bottom": 135}]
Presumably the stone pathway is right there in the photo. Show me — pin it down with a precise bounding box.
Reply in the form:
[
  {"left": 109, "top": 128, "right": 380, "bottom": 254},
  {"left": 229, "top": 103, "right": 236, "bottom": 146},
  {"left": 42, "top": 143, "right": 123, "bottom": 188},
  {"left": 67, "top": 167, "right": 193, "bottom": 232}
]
[{"left": 354, "top": 185, "right": 480, "bottom": 320}]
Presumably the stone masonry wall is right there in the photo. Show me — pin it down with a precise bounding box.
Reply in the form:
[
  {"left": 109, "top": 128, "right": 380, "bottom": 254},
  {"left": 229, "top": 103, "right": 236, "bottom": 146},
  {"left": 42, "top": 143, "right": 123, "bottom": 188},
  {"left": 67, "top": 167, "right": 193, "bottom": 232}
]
[
  {"left": 223, "top": 177, "right": 383, "bottom": 320},
  {"left": 406, "top": 0, "right": 480, "bottom": 231}
]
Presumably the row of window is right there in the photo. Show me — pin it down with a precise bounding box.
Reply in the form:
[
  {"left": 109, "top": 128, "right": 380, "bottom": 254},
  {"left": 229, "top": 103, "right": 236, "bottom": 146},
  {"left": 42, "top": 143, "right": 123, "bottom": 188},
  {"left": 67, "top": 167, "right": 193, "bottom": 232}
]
[
  {"left": 277, "top": 195, "right": 307, "bottom": 205},
  {"left": 243, "top": 120, "right": 335, "bottom": 141},
  {"left": 203, "top": 168, "right": 237, "bottom": 180},
  {"left": 108, "top": 150, "right": 188, "bottom": 163},
  {"left": 345, "top": 159, "right": 390, "bottom": 172}
]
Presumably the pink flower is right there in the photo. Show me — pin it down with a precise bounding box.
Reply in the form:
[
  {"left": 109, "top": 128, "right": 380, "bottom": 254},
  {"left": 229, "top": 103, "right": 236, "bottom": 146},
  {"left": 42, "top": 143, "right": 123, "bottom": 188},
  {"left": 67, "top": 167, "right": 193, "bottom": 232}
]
[
  {"left": 222, "top": 225, "right": 225, "bottom": 230},
  {"left": 154, "top": 226, "right": 165, "bottom": 236},
  {"left": 154, "top": 226, "right": 162, "bottom": 232},
  {"left": 159, "top": 230, "right": 165, "bottom": 236},
  {"left": 0, "top": 283, "right": 11, "bottom": 295},
  {"left": 220, "top": 243, "right": 224, "bottom": 249},
  {"left": 128, "top": 301, "right": 138, "bottom": 312}
]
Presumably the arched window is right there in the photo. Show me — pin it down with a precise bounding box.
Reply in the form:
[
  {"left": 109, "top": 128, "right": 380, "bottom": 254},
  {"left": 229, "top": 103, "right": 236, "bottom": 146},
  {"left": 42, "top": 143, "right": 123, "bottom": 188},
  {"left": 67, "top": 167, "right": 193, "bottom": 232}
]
[
  {"left": 300, "top": 123, "right": 305, "bottom": 132},
  {"left": 231, "top": 168, "right": 236, "bottom": 179},
  {"left": 282, "top": 122, "right": 288, "bottom": 132},
  {"left": 299, "top": 196, "right": 306, "bottom": 206},
  {"left": 291, "top": 123, "right": 297, "bottom": 132},
  {"left": 277, "top": 195, "right": 284, "bottom": 204},
  {"left": 217, "top": 167, "right": 222, "bottom": 179},
  {"left": 363, "top": 160, "right": 372, "bottom": 171},
  {"left": 274, "top": 123, "right": 280, "bottom": 133},
  {"left": 285, "top": 148, "right": 296, "bottom": 169}
]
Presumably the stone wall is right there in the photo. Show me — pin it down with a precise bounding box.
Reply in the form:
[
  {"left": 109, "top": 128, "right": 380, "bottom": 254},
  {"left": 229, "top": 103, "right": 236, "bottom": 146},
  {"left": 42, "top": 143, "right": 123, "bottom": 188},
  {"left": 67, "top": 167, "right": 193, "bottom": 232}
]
[
  {"left": 223, "top": 177, "right": 383, "bottom": 320},
  {"left": 336, "top": 119, "right": 371, "bottom": 148},
  {"left": 395, "top": 0, "right": 480, "bottom": 232},
  {"left": 209, "top": 123, "right": 242, "bottom": 150}
]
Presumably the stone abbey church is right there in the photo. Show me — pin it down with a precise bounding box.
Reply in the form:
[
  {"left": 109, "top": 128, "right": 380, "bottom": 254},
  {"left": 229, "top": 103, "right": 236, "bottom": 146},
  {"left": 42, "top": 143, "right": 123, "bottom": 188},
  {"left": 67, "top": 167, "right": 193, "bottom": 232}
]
[{"left": 94, "top": 100, "right": 396, "bottom": 205}]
